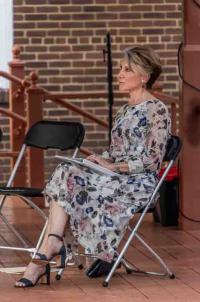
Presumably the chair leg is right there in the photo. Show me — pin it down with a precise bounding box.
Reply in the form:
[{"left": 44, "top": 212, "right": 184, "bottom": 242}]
[
  {"left": 120, "top": 257, "right": 139, "bottom": 274},
  {"left": 102, "top": 230, "right": 175, "bottom": 287},
  {"left": 0, "top": 193, "right": 47, "bottom": 250},
  {"left": 0, "top": 213, "right": 29, "bottom": 248},
  {"left": 102, "top": 252, "right": 123, "bottom": 287},
  {"left": 135, "top": 233, "right": 174, "bottom": 278}
]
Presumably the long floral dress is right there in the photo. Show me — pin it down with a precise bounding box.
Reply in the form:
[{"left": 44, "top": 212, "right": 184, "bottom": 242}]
[{"left": 44, "top": 99, "right": 171, "bottom": 262}]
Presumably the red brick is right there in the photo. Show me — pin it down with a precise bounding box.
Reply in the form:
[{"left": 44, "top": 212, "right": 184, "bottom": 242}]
[
  {"left": 26, "top": 30, "right": 47, "bottom": 36},
  {"left": 166, "top": 12, "right": 182, "bottom": 18},
  {"left": 49, "top": 14, "right": 71, "bottom": 20},
  {"left": 60, "top": 6, "right": 82, "bottom": 12},
  {"left": 24, "top": 0, "right": 44, "bottom": 4},
  {"left": 154, "top": 20, "right": 177, "bottom": 26},
  {"left": 49, "top": 46, "right": 71, "bottom": 52},
  {"left": 49, "top": 0, "right": 70, "bottom": 4},
  {"left": 72, "top": 45, "right": 93, "bottom": 51},
  {"left": 49, "top": 61, "right": 71, "bottom": 68},
  {"left": 38, "top": 52, "right": 60, "bottom": 60},
  {"left": 155, "top": 4, "right": 177, "bottom": 11},
  {"left": 47, "top": 30, "right": 70, "bottom": 36},
  {"left": 25, "top": 14, "right": 48, "bottom": 20},
  {"left": 14, "top": 22, "right": 36, "bottom": 28},
  {"left": 31, "top": 38, "right": 42, "bottom": 43},
  {"left": 84, "top": 5, "right": 105, "bottom": 12},
  {"left": 107, "top": 5, "right": 129, "bottom": 11},
  {"left": 71, "top": 0, "right": 93, "bottom": 3},
  {"left": 96, "top": 13, "right": 119, "bottom": 19},
  {"left": 143, "top": 28, "right": 164, "bottom": 35},
  {"left": 85, "top": 22, "right": 106, "bottom": 28},
  {"left": 40, "top": 69, "right": 60, "bottom": 76},
  {"left": 37, "top": 22, "right": 60, "bottom": 28},
  {"left": 25, "top": 46, "right": 47, "bottom": 52},
  {"left": 119, "top": 12, "right": 141, "bottom": 19},
  {"left": 72, "top": 30, "right": 93, "bottom": 36},
  {"left": 36, "top": 6, "right": 58, "bottom": 13},
  {"left": 60, "top": 22, "right": 83, "bottom": 28}
]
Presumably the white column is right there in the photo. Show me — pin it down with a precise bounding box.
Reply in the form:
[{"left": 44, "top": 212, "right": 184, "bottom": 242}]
[{"left": 0, "top": 0, "right": 13, "bottom": 89}]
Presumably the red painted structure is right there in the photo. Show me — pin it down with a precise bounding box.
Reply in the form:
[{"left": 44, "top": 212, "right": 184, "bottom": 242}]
[{"left": 180, "top": 0, "right": 200, "bottom": 229}]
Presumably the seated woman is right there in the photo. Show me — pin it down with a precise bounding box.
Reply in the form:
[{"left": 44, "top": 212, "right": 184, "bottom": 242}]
[{"left": 15, "top": 45, "right": 171, "bottom": 287}]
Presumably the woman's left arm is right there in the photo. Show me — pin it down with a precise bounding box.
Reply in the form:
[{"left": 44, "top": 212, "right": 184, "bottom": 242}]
[
  {"left": 87, "top": 103, "right": 171, "bottom": 174},
  {"left": 127, "top": 104, "right": 171, "bottom": 174}
]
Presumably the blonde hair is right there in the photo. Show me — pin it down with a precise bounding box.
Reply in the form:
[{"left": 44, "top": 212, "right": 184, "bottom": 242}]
[{"left": 123, "top": 45, "right": 162, "bottom": 89}]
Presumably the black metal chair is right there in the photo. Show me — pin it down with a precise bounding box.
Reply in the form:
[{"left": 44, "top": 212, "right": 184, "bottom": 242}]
[
  {"left": 102, "top": 135, "right": 182, "bottom": 287},
  {"left": 0, "top": 120, "right": 85, "bottom": 256},
  {"left": 53, "top": 135, "right": 182, "bottom": 284}
]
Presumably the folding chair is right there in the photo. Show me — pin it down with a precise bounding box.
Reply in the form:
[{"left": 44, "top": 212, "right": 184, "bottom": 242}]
[
  {"left": 102, "top": 135, "right": 182, "bottom": 287},
  {"left": 53, "top": 135, "right": 182, "bottom": 283},
  {"left": 0, "top": 120, "right": 85, "bottom": 257}
]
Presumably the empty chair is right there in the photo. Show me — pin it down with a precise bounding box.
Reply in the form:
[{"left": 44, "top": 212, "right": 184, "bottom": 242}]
[{"left": 0, "top": 120, "right": 85, "bottom": 255}]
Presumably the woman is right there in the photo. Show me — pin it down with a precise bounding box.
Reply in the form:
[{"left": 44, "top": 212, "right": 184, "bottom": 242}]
[{"left": 15, "top": 45, "right": 171, "bottom": 287}]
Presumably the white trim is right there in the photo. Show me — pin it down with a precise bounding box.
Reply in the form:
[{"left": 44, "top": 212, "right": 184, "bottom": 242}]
[{"left": 0, "top": 0, "right": 13, "bottom": 89}]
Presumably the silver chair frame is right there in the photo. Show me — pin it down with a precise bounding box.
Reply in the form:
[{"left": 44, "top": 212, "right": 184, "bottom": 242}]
[
  {"left": 51, "top": 157, "right": 177, "bottom": 283},
  {"left": 0, "top": 144, "right": 47, "bottom": 249},
  {"left": 0, "top": 143, "right": 79, "bottom": 259},
  {"left": 102, "top": 158, "right": 176, "bottom": 287}
]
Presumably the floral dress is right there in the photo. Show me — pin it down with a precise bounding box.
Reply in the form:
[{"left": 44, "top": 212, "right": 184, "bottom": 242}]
[{"left": 44, "top": 99, "right": 171, "bottom": 262}]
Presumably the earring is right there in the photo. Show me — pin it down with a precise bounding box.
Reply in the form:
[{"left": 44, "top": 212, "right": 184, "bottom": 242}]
[{"left": 141, "top": 79, "right": 145, "bottom": 88}]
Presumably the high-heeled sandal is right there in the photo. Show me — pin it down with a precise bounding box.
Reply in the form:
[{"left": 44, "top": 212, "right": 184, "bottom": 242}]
[
  {"left": 15, "top": 263, "right": 50, "bottom": 288},
  {"left": 32, "top": 233, "right": 66, "bottom": 268}
]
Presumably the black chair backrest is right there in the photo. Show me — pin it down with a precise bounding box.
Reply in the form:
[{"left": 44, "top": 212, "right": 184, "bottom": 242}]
[
  {"left": 25, "top": 120, "right": 85, "bottom": 150},
  {"left": 164, "top": 135, "right": 182, "bottom": 162},
  {"left": 0, "top": 128, "right": 2, "bottom": 142}
]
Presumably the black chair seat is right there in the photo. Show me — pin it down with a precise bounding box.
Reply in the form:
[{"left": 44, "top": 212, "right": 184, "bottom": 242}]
[
  {"left": 0, "top": 187, "right": 43, "bottom": 197},
  {"left": 138, "top": 207, "right": 154, "bottom": 214}
]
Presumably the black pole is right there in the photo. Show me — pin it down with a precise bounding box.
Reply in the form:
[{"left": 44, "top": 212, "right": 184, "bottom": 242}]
[{"left": 103, "top": 32, "right": 114, "bottom": 145}]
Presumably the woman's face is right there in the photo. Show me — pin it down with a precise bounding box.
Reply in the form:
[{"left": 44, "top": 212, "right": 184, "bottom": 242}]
[{"left": 118, "top": 59, "right": 145, "bottom": 92}]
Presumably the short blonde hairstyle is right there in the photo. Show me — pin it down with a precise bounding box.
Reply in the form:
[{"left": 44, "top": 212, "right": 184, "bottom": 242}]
[{"left": 123, "top": 45, "right": 162, "bottom": 89}]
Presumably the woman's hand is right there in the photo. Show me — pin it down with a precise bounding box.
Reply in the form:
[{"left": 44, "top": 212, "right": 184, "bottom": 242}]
[{"left": 86, "top": 155, "right": 115, "bottom": 171}]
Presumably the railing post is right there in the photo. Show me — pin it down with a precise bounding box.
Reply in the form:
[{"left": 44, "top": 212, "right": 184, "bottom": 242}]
[
  {"left": 26, "top": 71, "right": 45, "bottom": 207},
  {"left": 8, "top": 45, "right": 26, "bottom": 186}
]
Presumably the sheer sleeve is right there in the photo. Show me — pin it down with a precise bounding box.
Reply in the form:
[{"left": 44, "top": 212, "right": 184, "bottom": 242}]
[
  {"left": 101, "top": 105, "right": 126, "bottom": 162},
  {"left": 127, "top": 102, "right": 171, "bottom": 174}
]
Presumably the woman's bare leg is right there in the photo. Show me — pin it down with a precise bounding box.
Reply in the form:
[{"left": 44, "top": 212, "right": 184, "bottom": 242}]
[
  {"left": 15, "top": 201, "right": 68, "bottom": 287},
  {"left": 38, "top": 201, "right": 68, "bottom": 258}
]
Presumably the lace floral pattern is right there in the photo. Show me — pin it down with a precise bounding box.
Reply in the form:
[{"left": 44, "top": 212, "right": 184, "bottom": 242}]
[{"left": 44, "top": 99, "right": 171, "bottom": 261}]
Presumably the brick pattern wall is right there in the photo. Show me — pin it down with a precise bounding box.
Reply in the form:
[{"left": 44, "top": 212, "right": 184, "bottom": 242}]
[{"left": 0, "top": 0, "right": 182, "bottom": 184}]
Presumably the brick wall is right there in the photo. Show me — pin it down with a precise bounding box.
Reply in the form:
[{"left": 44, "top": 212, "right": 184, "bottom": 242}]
[{"left": 0, "top": 0, "right": 182, "bottom": 184}]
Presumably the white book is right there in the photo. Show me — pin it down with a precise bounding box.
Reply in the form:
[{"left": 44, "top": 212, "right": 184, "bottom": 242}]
[{"left": 55, "top": 155, "right": 120, "bottom": 177}]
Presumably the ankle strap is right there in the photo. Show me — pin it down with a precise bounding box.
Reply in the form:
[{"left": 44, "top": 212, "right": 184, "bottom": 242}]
[{"left": 48, "top": 233, "right": 63, "bottom": 242}]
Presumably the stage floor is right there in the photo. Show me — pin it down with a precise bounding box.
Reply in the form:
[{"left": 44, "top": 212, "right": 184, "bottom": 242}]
[{"left": 1, "top": 198, "right": 200, "bottom": 302}]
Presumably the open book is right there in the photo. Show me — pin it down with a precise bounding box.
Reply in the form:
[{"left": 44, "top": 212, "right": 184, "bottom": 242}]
[{"left": 55, "top": 156, "right": 120, "bottom": 177}]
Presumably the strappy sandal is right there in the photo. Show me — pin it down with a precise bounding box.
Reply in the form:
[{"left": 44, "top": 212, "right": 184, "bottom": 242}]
[
  {"left": 32, "top": 234, "right": 66, "bottom": 268},
  {"left": 15, "top": 264, "right": 50, "bottom": 288}
]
